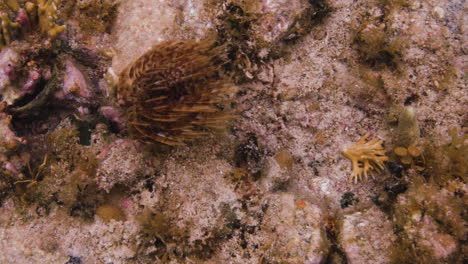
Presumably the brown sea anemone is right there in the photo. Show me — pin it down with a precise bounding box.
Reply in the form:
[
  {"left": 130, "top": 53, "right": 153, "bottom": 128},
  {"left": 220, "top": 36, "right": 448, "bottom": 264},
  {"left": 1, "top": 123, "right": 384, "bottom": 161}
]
[{"left": 115, "top": 40, "right": 235, "bottom": 146}]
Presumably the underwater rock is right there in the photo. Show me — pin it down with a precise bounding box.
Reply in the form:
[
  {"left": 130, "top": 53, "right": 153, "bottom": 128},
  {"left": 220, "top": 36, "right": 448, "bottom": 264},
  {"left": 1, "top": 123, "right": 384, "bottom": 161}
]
[
  {"left": 59, "top": 58, "right": 93, "bottom": 100},
  {"left": 0, "top": 48, "right": 20, "bottom": 104},
  {"left": 22, "top": 70, "right": 41, "bottom": 95},
  {"left": 111, "top": 0, "right": 211, "bottom": 74},
  {"left": 0, "top": 112, "right": 24, "bottom": 152},
  {"left": 96, "top": 139, "right": 150, "bottom": 191},
  {"left": 340, "top": 206, "right": 396, "bottom": 264},
  {"left": 0, "top": 0, "right": 464, "bottom": 263},
  {"left": 260, "top": 154, "right": 292, "bottom": 192},
  {"left": 254, "top": 0, "right": 310, "bottom": 42},
  {"left": 99, "top": 106, "right": 126, "bottom": 132},
  {"left": 134, "top": 147, "right": 241, "bottom": 262},
  {"left": 415, "top": 215, "right": 458, "bottom": 259},
  {"left": 393, "top": 181, "right": 465, "bottom": 262},
  {"left": 260, "top": 193, "right": 326, "bottom": 263}
]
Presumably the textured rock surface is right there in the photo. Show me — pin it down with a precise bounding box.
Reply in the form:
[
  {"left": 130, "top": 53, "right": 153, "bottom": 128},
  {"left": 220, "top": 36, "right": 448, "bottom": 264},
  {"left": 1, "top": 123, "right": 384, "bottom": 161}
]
[
  {"left": 340, "top": 206, "right": 396, "bottom": 264},
  {"left": 0, "top": 0, "right": 465, "bottom": 263},
  {"left": 0, "top": 48, "right": 20, "bottom": 104}
]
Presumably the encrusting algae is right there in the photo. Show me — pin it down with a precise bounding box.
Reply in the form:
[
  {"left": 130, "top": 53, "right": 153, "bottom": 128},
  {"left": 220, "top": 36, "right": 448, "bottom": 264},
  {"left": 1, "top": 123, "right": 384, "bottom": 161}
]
[
  {"left": 115, "top": 40, "right": 235, "bottom": 146},
  {"left": 342, "top": 133, "right": 389, "bottom": 183}
]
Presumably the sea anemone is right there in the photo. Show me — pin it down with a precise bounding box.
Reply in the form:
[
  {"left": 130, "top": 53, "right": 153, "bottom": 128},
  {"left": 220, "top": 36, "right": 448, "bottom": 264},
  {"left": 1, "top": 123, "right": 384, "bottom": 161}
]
[
  {"left": 115, "top": 40, "right": 235, "bottom": 146},
  {"left": 342, "top": 133, "right": 389, "bottom": 183}
]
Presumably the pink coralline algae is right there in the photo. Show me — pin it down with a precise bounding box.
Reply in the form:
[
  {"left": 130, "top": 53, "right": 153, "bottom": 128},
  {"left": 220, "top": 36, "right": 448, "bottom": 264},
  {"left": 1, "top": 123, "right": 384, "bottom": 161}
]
[
  {"left": 99, "top": 106, "right": 127, "bottom": 132},
  {"left": 418, "top": 215, "right": 458, "bottom": 259},
  {"left": 22, "top": 70, "right": 41, "bottom": 94},
  {"left": 96, "top": 139, "right": 148, "bottom": 191},
  {"left": 57, "top": 59, "right": 93, "bottom": 100},
  {"left": 3, "top": 161, "right": 19, "bottom": 174},
  {"left": 3, "top": 61, "right": 16, "bottom": 81},
  {"left": 16, "top": 8, "right": 31, "bottom": 30}
]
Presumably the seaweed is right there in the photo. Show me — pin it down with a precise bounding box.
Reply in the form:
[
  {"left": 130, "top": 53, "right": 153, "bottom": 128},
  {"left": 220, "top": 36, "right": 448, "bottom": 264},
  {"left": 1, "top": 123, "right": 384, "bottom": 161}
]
[
  {"left": 69, "top": 183, "right": 102, "bottom": 221},
  {"left": 215, "top": 0, "right": 331, "bottom": 82},
  {"left": 216, "top": 1, "right": 260, "bottom": 82},
  {"left": 64, "top": 0, "right": 119, "bottom": 34},
  {"left": 443, "top": 128, "right": 467, "bottom": 180},
  {"left": 136, "top": 193, "right": 244, "bottom": 263},
  {"left": 354, "top": 23, "right": 407, "bottom": 70},
  {"left": 390, "top": 178, "right": 465, "bottom": 263},
  {"left": 280, "top": 0, "right": 332, "bottom": 43},
  {"left": 424, "top": 127, "right": 467, "bottom": 185},
  {"left": 352, "top": 0, "right": 409, "bottom": 71}
]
